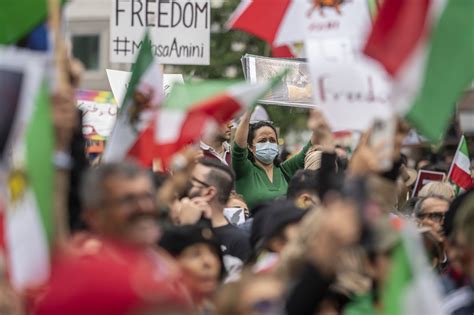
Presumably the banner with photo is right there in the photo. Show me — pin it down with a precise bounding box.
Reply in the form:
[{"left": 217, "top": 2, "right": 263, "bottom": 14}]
[{"left": 242, "top": 54, "right": 314, "bottom": 108}]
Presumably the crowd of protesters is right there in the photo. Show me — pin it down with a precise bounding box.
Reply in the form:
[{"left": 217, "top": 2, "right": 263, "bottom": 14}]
[{"left": 0, "top": 56, "right": 473, "bottom": 315}]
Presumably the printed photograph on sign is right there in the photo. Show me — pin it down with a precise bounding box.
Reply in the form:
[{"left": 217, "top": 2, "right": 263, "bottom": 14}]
[
  {"left": 110, "top": 0, "right": 210, "bottom": 65},
  {"left": 243, "top": 54, "right": 314, "bottom": 108}
]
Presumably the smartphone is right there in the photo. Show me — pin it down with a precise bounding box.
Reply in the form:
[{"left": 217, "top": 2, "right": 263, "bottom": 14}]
[{"left": 369, "top": 117, "right": 396, "bottom": 171}]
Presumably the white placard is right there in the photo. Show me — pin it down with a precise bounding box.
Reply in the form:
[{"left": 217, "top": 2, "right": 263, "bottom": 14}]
[
  {"left": 110, "top": 0, "right": 210, "bottom": 65},
  {"left": 106, "top": 69, "right": 184, "bottom": 105},
  {"left": 306, "top": 38, "right": 393, "bottom": 131},
  {"left": 77, "top": 100, "right": 118, "bottom": 138}
]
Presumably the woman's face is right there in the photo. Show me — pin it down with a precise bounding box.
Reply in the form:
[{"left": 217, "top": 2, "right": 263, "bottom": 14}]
[
  {"left": 177, "top": 243, "right": 221, "bottom": 298},
  {"left": 249, "top": 126, "right": 278, "bottom": 156}
]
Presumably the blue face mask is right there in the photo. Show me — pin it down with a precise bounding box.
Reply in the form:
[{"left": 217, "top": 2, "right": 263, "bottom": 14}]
[{"left": 255, "top": 142, "right": 279, "bottom": 165}]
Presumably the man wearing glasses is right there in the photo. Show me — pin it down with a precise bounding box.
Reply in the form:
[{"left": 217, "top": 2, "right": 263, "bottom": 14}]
[
  {"left": 185, "top": 158, "right": 251, "bottom": 279},
  {"left": 415, "top": 195, "right": 450, "bottom": 241}
]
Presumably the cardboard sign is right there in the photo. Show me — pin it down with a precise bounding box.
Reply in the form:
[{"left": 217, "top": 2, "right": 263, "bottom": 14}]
[
  {"left": 224, "top": 208, "right": 246, "bottom": 226},
  {"left": 110, "top": 0, "right": 210, "bottom": 65},
  {"left": 106, "top": 69, "right": 184, "bottom": 105},
  {"left": 412, "top": 170, "right": 446, "bottom": 197},
  {"left": 306, "top": 38, "right": 393, "bottom": 131},
  {"left": 76, "top": 90, "right": 118, "bottom": 138}
]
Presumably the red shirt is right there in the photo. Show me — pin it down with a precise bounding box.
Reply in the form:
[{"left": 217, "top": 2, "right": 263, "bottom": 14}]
[{"left": 33, "top": 235, "right": 192, "bottom": 315}]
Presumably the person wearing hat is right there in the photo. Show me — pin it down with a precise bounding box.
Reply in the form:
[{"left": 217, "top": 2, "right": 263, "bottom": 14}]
[
  {"left": 249, "top": 200, "right": 306, "bottom": 272},
  {"left": 159, "top": 221, "right": 224, "bottom": 314}
]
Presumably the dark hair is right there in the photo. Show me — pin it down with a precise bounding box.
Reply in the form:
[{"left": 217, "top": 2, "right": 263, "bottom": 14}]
[
  {"left": 198, "top": 158, "right": 235, "bottom": 204},
  {"left": 287, "top": 169, "right": 320, "bottom": 200},
  {"left": 247, "top": 121, "right": 280, "bottom": 166}
]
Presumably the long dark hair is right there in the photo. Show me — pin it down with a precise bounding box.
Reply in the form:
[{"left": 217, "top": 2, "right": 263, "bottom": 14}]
[{"left": 247, "top": 121, "right": 281, "bottom": 166}]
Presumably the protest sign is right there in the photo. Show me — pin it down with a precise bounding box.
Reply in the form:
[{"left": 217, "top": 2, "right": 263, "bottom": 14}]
[
  {"left": 412, "top": 170, "right": 446, "bottom": 197},
  {"left": 76, "top": 90, "right": 118, "bottom": 138},
  {"left": 110, "top": 0, "right": 210, "bottom": 65},
  {"left": 306, "top": 38, "right": 393, "bottom": 131},
  {"left": 242, "top": 54, "right": 314, "bottom": 108},
  {"left": 106, "top": 69, "right": 184, "bottom": 105}
]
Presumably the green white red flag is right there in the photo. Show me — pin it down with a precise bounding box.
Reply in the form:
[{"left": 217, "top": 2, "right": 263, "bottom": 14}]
[
  {"left": 153, "top": 74, "right": 286, "bottom": 170},
  {"left": 382, "top": 222, "right": 445, "bottom": 315},
  {"left": 448, "top": 135, "right": 473, "bottom": 193},
  {"left": 0, "top": 48, "right": 54, "bottom": 291},
  {"left": 102, "top": 31, "right": 163, "bottom": 165},
  {"left": 364, "top": 0, "right": 474, "bottom": 141}
]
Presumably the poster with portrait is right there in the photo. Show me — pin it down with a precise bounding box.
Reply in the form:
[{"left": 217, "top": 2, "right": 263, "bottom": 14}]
[{"left": 242, "top": 54, "right": 315, "bottom": 108}]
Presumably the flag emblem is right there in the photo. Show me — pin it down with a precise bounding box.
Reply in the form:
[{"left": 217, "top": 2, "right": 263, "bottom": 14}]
[{"left": 8, "top": 169, "right": 27, "bottom": 204}]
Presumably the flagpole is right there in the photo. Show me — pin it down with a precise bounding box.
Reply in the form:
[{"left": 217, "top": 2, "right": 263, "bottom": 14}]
[
  {"left": 447, "top": 135, "right": 464, "bottom": 180},
  {"left": 48, "top": 0, "right": 71, "bottom": 245}
]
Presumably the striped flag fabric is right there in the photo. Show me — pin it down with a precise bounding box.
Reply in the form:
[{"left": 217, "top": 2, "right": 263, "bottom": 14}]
[
  {"left": 153, "top": 72, "right": 287, "bottom": 170},
  {"left": 382, "top": 222, "right": 445, "bottom": 315},
  {"left": 0, "top": 48, "right": 53, "bottom": 291},
  {"left": 102, "top": 31, "right": 163, "bottom": 166},
  {"left": 364, "top": 0, "right": 474, "bottom": 141},
  {"left": 448, "top": 135, "right": 473, "bottom": 193},
  {"left": 6, "top": 82, "right": 54, "bottom": 291}
]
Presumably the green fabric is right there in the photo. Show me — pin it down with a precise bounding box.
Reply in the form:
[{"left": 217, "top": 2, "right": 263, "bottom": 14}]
[
  {"left": 0, "top": 0, "right": 66, "bottom": 45},
  {"left": 122, "top": 31, "right": 154, "bottom": 109},
  {"left": 232, "top": 141, "right": 312, "bottom": 209},
  {"left": 381, "top": 241, "right": 412, "bottom": 315},
  {"left": 344, "top": 294, "right": 379, "bottom": 315},
  {"left": 26, "top": 82, "right": 54, "bottom": 244},
  {"left": 406, "top": 0, "right": 474, "bottom": 141},
  {"left": 164, "top": 80, "right": 238, "bottom": 111}
]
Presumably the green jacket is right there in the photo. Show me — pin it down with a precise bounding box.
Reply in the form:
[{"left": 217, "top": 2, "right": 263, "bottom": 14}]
[
  {"left": 344, "top": 294, "right": 379, "bottom": 315},
  {"left": 232, "top": 141, "right": 312, "bottom": 209}
]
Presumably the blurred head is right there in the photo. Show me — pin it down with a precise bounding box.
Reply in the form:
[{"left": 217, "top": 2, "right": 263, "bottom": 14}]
[
  {"left": 226, "top": 191, "right": 250, "bottom": 218},
  {"left": 415, "top": 196, "right": 450, "bottom": 240},
  {"left": 287, "top": 169, "right": 321, "bottom": 209},
  {"left": 451, "top": 193, "right": 474, "bottom": 280},
  {"left": 188, "top": 158, "right": 235, "bottom": 207},
  {"left": 159, "top": 224, "right": 223, "bottom": 299},
  {"left": 81, "top": 162, "right": 158, "bottom": 246},
  {"left": 214, "top": 272, "right": 285, "bottom": 315},
  {"left": 251, "top": 201, "right": 306, "bottom": 254},
  {"left": 366, "top": 220, "right": 399, "bottom": 287},
  {"left": 247, "top": 121, "right": 279, "bottom": 166},
  {"left": 418, "top": 181, "right": 455, "bottom": 201}
]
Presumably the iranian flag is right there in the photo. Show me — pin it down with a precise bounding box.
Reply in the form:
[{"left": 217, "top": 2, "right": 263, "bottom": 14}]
[
  {"left": 382, "top": 223, "right": 445, "bottom": 315},
  {"left": 153, "top": 74, "right": 286, "bottom": 170},
  {"left": 5, "top": 83, "right": 54, "bottom": 291},
  {"left": 364, "top": 0, "right": 474, "bottom": 141},
  {"left": 448, "top": 135, "right": 473, "bottom": 193},
  {"left": 102, "top": 31, "right": 163, "bottom": 165}
]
